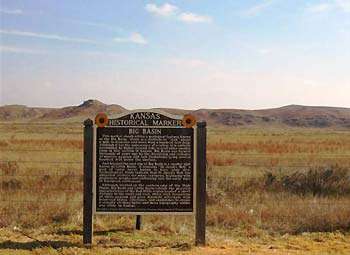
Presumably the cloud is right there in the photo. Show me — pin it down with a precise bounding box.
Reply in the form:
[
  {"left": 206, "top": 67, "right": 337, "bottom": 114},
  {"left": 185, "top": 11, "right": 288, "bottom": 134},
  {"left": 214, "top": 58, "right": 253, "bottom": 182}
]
[
  {"left": 335, "top": 0, "right": 350, "bottom": 12},
  {"left": 0, "top": 45, "right": 45, "bottom": 54},
  {"left": 258, "top": 48, "right": 272, "bottom": 55},
  {"left": 178, "top": 13, "right": 212, "bottom": 23},
  {"left": 78, "top": 51, "right": 121, "bottom": 57},
  {"left": 306, "top": 3, "right": 332, "bottom": 13},
  {"left": 306, "top": 1, "right": 350, "bottom": 14},
  {"left": 168, "top": 58, "right": 210, "bottom": 69},
  {"left": 166, "top": 58, "right": 233, "bottom": 81},
  {"left": 242, "top": 0, "right": 275, "bottom": 17},
  {"left": 65, "top": 19, "right": 124, "bottom": 32},
  {"left": 114, "top": 33, "right": 147, "bottom": 44},
  {"left": 146, "top": 2, "right": 212, "bottom": 24},
  {"left": 0, "top": 29, "right": 100, "bottom": 45},
  {"left": 1, "top": 29, "right": 147, "bottom": 47},
  {"left": 0, "top": 8, "right": 23, "bottom": 15},
  {"left": 302, "top": 79, "right": 322, "bottom": 87},
  {"left": 145, "top": 3, "right": 178, "bottom": 16},
  {"left": 167, "top": 58, "right": 240, "bottom": 84},
  {"left": 44, "top": 81, "right": 54, "bottom": 88}
]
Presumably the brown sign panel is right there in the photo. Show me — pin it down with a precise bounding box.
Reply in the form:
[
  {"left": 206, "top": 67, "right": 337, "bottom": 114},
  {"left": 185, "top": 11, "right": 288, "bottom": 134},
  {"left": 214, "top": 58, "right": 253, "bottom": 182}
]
[{"left": 94, "top": 111, "right": 196, "bottom": 214}]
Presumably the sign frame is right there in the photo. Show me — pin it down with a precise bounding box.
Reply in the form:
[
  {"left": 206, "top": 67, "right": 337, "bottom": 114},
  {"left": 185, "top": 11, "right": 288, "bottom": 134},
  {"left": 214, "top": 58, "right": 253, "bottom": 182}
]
[
  {"left": 83, "top": 110, "right": 207, "bottom": 246},
  {"left": 92, "top": 109, "right": 197, "bottom": 215}
]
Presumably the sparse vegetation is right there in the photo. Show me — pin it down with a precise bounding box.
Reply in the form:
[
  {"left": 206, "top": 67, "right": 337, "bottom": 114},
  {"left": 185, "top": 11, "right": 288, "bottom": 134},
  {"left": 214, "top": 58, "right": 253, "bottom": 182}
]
[
  {"left": 264, "top": 165, "right": 350, "bottom": 196},
  {"left": 0, "top": 123, "right": 350, "bottom": 254}
]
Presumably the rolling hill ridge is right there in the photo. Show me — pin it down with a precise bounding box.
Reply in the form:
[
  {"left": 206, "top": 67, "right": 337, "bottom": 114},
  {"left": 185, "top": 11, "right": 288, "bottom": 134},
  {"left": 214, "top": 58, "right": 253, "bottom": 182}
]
[{"left": 1, "top": 100, "right": 350, "bottom": 128}]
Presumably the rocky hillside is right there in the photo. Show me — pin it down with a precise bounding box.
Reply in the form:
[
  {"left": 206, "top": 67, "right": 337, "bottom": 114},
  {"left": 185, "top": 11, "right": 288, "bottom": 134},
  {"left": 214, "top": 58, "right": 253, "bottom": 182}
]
[{"left": 1, "top": 100, "right": 350, "bottom": 128}]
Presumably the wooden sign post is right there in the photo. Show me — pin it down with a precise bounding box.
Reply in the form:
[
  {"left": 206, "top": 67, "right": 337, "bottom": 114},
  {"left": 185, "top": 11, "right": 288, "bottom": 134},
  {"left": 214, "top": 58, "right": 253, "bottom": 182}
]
[
  {"left": 83, "top": 110, "right": 206, "bottom": 246},
  {"left": 83, "top": 119, "right": 93, "bottom": 245},
  {"left": 195, "top": 122, "right": 207, "bottom": 246}
]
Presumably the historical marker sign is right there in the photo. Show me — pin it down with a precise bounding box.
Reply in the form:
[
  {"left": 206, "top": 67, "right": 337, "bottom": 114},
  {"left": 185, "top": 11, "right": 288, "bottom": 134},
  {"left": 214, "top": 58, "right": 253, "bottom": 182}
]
[
  {"left": 93, "top": 111, "right": 196, "bottom": 214},
  {"left": 83, "top": 110, "right": 206, "bottom": 246}
]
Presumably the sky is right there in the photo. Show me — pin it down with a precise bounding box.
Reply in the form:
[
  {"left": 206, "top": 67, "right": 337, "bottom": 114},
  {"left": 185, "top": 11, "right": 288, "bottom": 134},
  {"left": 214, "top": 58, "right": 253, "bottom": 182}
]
[{"left": 0, "top": 0, "right": 350, "bottom": 109}]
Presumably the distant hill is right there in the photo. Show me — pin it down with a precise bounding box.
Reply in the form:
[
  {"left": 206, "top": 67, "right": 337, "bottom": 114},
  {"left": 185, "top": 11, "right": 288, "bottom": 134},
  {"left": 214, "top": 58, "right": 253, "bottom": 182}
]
[
  {"left": 38, "top": 100, "right": 126, "bottom": 121},
  {"left": 0, "top": 100, "right": 126, "bottom": 122},
  {"left": 194, "top": 105, "right": 350, "bottom": 128},
  {"left": 1, "top": 100, "right": 350, "bottom": 128}
]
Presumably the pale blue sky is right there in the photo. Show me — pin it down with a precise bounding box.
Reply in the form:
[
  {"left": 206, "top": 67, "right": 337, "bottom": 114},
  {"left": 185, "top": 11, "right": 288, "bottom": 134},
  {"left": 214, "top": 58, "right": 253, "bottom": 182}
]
[{"left": 0, "top": 0, "right": 349, "bottom": 109}]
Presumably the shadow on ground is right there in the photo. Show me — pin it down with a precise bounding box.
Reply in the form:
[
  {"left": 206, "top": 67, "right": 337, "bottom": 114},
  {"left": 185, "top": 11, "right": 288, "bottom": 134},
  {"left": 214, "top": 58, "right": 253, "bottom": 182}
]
[
  {"left": 54, "top": 227, "right": 134, "bottom": 236},
  {"left": 0, "top": 239, "right": 192, "bottom": 251},
  {"left": 0, "top": 228, "right": 192, "bottom": 251},
  {"left": 0, "top": 240, "right": 82, "bottom": 250}
]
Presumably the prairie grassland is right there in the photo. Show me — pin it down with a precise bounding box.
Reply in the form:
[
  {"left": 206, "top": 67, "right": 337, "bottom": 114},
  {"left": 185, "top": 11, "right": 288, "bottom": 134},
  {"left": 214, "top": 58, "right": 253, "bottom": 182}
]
[{"left": 0, "top": 123, "right": 350, "bottom": 254}]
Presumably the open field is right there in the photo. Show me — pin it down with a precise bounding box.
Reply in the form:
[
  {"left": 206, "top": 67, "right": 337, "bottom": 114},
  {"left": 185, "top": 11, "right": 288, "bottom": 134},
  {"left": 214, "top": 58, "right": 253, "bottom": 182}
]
[{"left": 0, "top": 123, "right": 350, "bottom": 254}]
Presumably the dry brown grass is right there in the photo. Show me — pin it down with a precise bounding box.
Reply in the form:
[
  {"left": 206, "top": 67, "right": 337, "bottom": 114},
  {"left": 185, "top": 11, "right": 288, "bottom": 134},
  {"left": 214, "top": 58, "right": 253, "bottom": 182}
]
[
  {"left": 208, "top": 140, "right": 350, "bottom": 154},
  {"left": 0, "top": 124, "right": 350, "bottom": 253},
  {"left": 9, "top": 139, "right": 82, "bottom": 149}
]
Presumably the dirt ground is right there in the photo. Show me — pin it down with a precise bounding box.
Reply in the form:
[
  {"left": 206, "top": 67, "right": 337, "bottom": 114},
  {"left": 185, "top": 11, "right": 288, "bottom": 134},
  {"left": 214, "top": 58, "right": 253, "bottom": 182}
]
[{"left": 1, "top": 227, "right": 349, "bottom": 255}]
